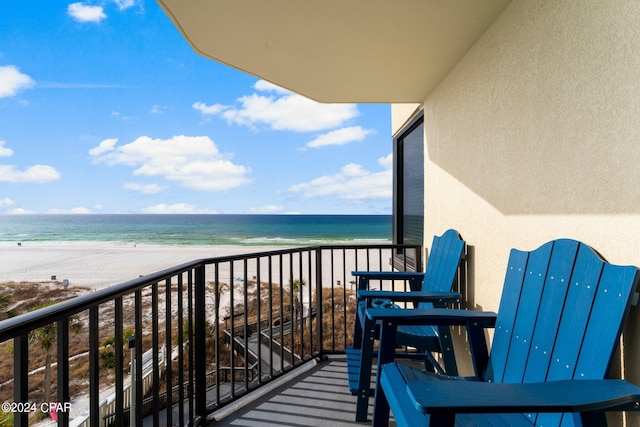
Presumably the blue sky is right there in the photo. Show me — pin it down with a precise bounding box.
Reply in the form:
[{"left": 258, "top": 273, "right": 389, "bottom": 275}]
[{"left": 0, "top": 1, "right": 392, "bottom": 215}]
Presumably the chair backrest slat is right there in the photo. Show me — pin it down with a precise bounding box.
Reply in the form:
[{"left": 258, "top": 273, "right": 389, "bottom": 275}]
[
  {"left": 542, "top": 243, "right": 606, "bottom": 382},
  {"left": 502, "top": 241, "right": 556, "bottom": 383},
  {"left": 421, "top": 229, "right": 465, "bottom": 299},
  {"left": 521, "top": 239, "right": 580, "bottom": 383},
  {"left": 488, "top": 243, "right": 551, "bottom": 383},
  {"left": 574, "top": 262, "right": 639, "bottom": 379}
]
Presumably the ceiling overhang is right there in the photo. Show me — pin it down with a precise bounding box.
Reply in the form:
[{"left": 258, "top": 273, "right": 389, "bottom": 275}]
[{"left": 157, "top": 0, "right": 512, "bottom": 103}]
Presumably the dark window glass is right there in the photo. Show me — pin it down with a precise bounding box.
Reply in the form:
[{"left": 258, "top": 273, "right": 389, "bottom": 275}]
[{"left": 393, "top": 113, "right": 424, "bottom": 270}]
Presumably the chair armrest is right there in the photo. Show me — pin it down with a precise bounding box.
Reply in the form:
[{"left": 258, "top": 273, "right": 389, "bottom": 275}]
[
  {"left": 371, "top": 308, "right": 496, "bottom": 379},
  {"left": 366, "top": 307, "right": 497, "bottom": 328},
  {"left": 352, "top": 271, "right": 425, "bottom": 291},
  {"left": 352, "top": 271, "right": 425, "bottom": 280},
  {"left": 357, "top": 290, "right": 461, "bottom": 305},
  {"left": 405, "top": 377, "right": 640, "bottom": 415}
]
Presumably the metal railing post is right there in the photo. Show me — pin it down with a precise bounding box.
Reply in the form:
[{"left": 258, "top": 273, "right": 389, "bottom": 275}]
[
  {"left": 114, "top": 297, "right": 124, "bottom": 427},
  {"left": 57, "top": 318, "right": 70, "bottom": 426},
  {"left": 134, "top": 291, "right": 143, "bottom": 426},
  {"left": 151, "top": 283, "right": 160, "bottom": 425},
  {"left": 315, "top": 249, "right": 323, "bottom": 356},
  {"left": 128, "top": 335, "right": 137, "bottom": 427},
  {"left": 164, "top": 278, "right": 173, "bottom": 426},
  {"left": 13, "top": 334, "right": 28, "bottom": 427},
  {"left": 89, "top": 307, "right": 100, "bottom": 427},
  {"left": 194, "top": 264, "right": 207, "bottom": 425}
]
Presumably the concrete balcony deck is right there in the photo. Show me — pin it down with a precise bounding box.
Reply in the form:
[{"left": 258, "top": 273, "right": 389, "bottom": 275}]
[
  {"left": 142, "top": 356, "right": 390, "bottom": 426},
  {"left": 208, "top": 357, "right": 394, "bottom": 426}
]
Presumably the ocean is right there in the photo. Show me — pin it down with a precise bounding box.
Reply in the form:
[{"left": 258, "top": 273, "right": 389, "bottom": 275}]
[{"left": 0, "top": 214, "right": 392, "bottom": 247}]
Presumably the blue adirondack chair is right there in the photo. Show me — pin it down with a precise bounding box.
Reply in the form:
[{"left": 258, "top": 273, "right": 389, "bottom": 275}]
[
  {"left": 369, "top": 238, "right": 640, "bottom": 427},
  {"left": 346, "top": 229, "right": 466, "bottom": 421}
]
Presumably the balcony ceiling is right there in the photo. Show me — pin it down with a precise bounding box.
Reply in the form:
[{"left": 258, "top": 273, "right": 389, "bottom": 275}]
[{"left": 157, "top": 0, "right": 512, "bottom": 103}]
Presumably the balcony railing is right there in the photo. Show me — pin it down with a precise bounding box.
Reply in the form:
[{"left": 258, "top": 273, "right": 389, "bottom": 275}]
[{"left": 0, "top": 244, "right": 421, "bottom": 426}]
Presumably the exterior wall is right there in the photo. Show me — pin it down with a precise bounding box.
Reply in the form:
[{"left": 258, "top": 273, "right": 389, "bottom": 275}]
[
  {"left": 395, "top": 0, "right": 640, "bottom": 424},
  {"left": 391, "top": 103, "right": 421, "bottom": 137}
]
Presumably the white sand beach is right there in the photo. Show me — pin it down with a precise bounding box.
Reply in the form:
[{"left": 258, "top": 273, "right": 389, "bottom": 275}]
[
  {"left": 0, "top": 243, "right": 294, "bottom": 289},
  {"left": 0, "top": 242, "right": 384, "bottom": 293}
]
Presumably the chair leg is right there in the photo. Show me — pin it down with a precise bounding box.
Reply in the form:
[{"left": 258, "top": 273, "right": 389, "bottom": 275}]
[
  {"left": 428, "top": 413, "right": 456, "bottom": 427},
  {"left": 372, "top": 321, "right": 397, "bottom": 427},
  {"left": 352, "top": 307, "right": 364, "bottom": 350},
  {"left": 579, "top": 412, "right": 607, "bottom": 427},
  {"left": 421, "top": 351, "right": 440, "bottom": 374},
  {"left": 372, "top": 383, "right": 391, "bottom": 427},
  {"left": 355, "top": 316, "right": 376, "bottom": 421},
  {"left": 351, "top": 276, "right": 369, "bottom": 350},
  {"left": 438, "top": 325, "right": 458, "bottom": 376}
]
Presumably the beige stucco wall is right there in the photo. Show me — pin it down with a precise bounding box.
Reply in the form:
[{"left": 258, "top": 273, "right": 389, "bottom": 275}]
[{"left": 394, "top": 0, "right": 640, "bottom": 424}]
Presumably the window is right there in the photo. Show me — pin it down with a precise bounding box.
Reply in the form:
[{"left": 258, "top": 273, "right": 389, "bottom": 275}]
[{"left": 393, "top": 112, "right": 424, "bottom": 271}]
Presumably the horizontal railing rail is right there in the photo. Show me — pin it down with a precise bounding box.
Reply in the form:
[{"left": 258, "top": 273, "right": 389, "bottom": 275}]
[{"left": 0, "top": 244, "right": 421, "bottom": 426}]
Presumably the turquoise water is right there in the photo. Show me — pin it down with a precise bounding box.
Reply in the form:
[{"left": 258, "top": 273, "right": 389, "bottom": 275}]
[{"left": 0, "top": 214, "right": 392, "bottom": 246}]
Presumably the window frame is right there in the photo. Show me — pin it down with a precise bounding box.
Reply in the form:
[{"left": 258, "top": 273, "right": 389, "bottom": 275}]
[{"left": 393, "top": 111, "right": 425, "bottom": 271}]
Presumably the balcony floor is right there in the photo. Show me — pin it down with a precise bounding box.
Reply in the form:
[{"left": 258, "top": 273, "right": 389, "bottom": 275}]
[
  {"left": 210, "top": 356, "right": 392, "bottom": 426},
  {"left": 142, "top": 356, "right": 396, "bottom": 426}
]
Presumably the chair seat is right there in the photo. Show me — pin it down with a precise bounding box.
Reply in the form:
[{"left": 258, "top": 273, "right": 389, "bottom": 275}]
[
  {"left": 382, "top": 362, "right": 536, "bottom": 427},
  {"left": 357, "top": 301, "right": 441, "bottom": 351},
  {"left": 346, "top": 346, "right": 370, "bottom": 395},
  {"left": 396, "top": 325, "right": 440, "bottom": 350},
  {"left": 346, "top": 322, "right": 440, "bottom": 397},
  {"left": 455, "top": 414, "right": 534, "bottom": 427}
]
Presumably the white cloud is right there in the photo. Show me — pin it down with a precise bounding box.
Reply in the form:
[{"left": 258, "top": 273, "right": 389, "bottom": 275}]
[
  {"left": 110, "top": 111, "right": 138, "bottom": 122},
  {"left": 192, "top": 102, "right": 226, "bottom": 115},
  {"left": 150, "top": 105, "right": 166, "bottom": 114},
  {"left": 0, "top": 141, "right": 59, "bottom": 183},
  {"left": 253, "top": 80, "right": 292, "bottom": 94},
  {"left": 90, "top": 135, "right": 252, "bottom": 191},
  {"left": 88, "top": 138, "right": 118, "bottom": 156},
  {"left": 0, "top": 141, "right": 14, "bottom": 157},
  {"left": 247, "top": 205, "right": 285, "bottom": 214},
  {"left": 6, "top": 208, "right": 35, "bottom": 215},
  {"left": 0, "top": 165, "right": 60, "bottom": 183},
  {"left": 378, "top": 153, "right": 393, "bottom": 169},
  {"left": 123, "top": 182, "right": 167, "bottom": 194},
  {"left": 289, "top": 156, "right": 392, "bottom": 200},
  {"left": 48, "top": 207, "right": 91, "bottom": 214},
  {"left": 67, "top": 3, "right": 107, "bottom": 23},
  {"left": 194, "top": 79, "right": 359, "bottom": 132},
  {"left": 113, "top": 0, "right": 136, "bottom": 10},
  {"left": 142, "top": 203, "right": 200, "bottom": 214},
  {"left": 0, "top": 198, "right": 15, "bottom": 207},
  {"left": 0, "top": 66, "right": 35, "bottom": 98},
  {"left": 306, "top": 126, "right": 372, "bottom": 149}
]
